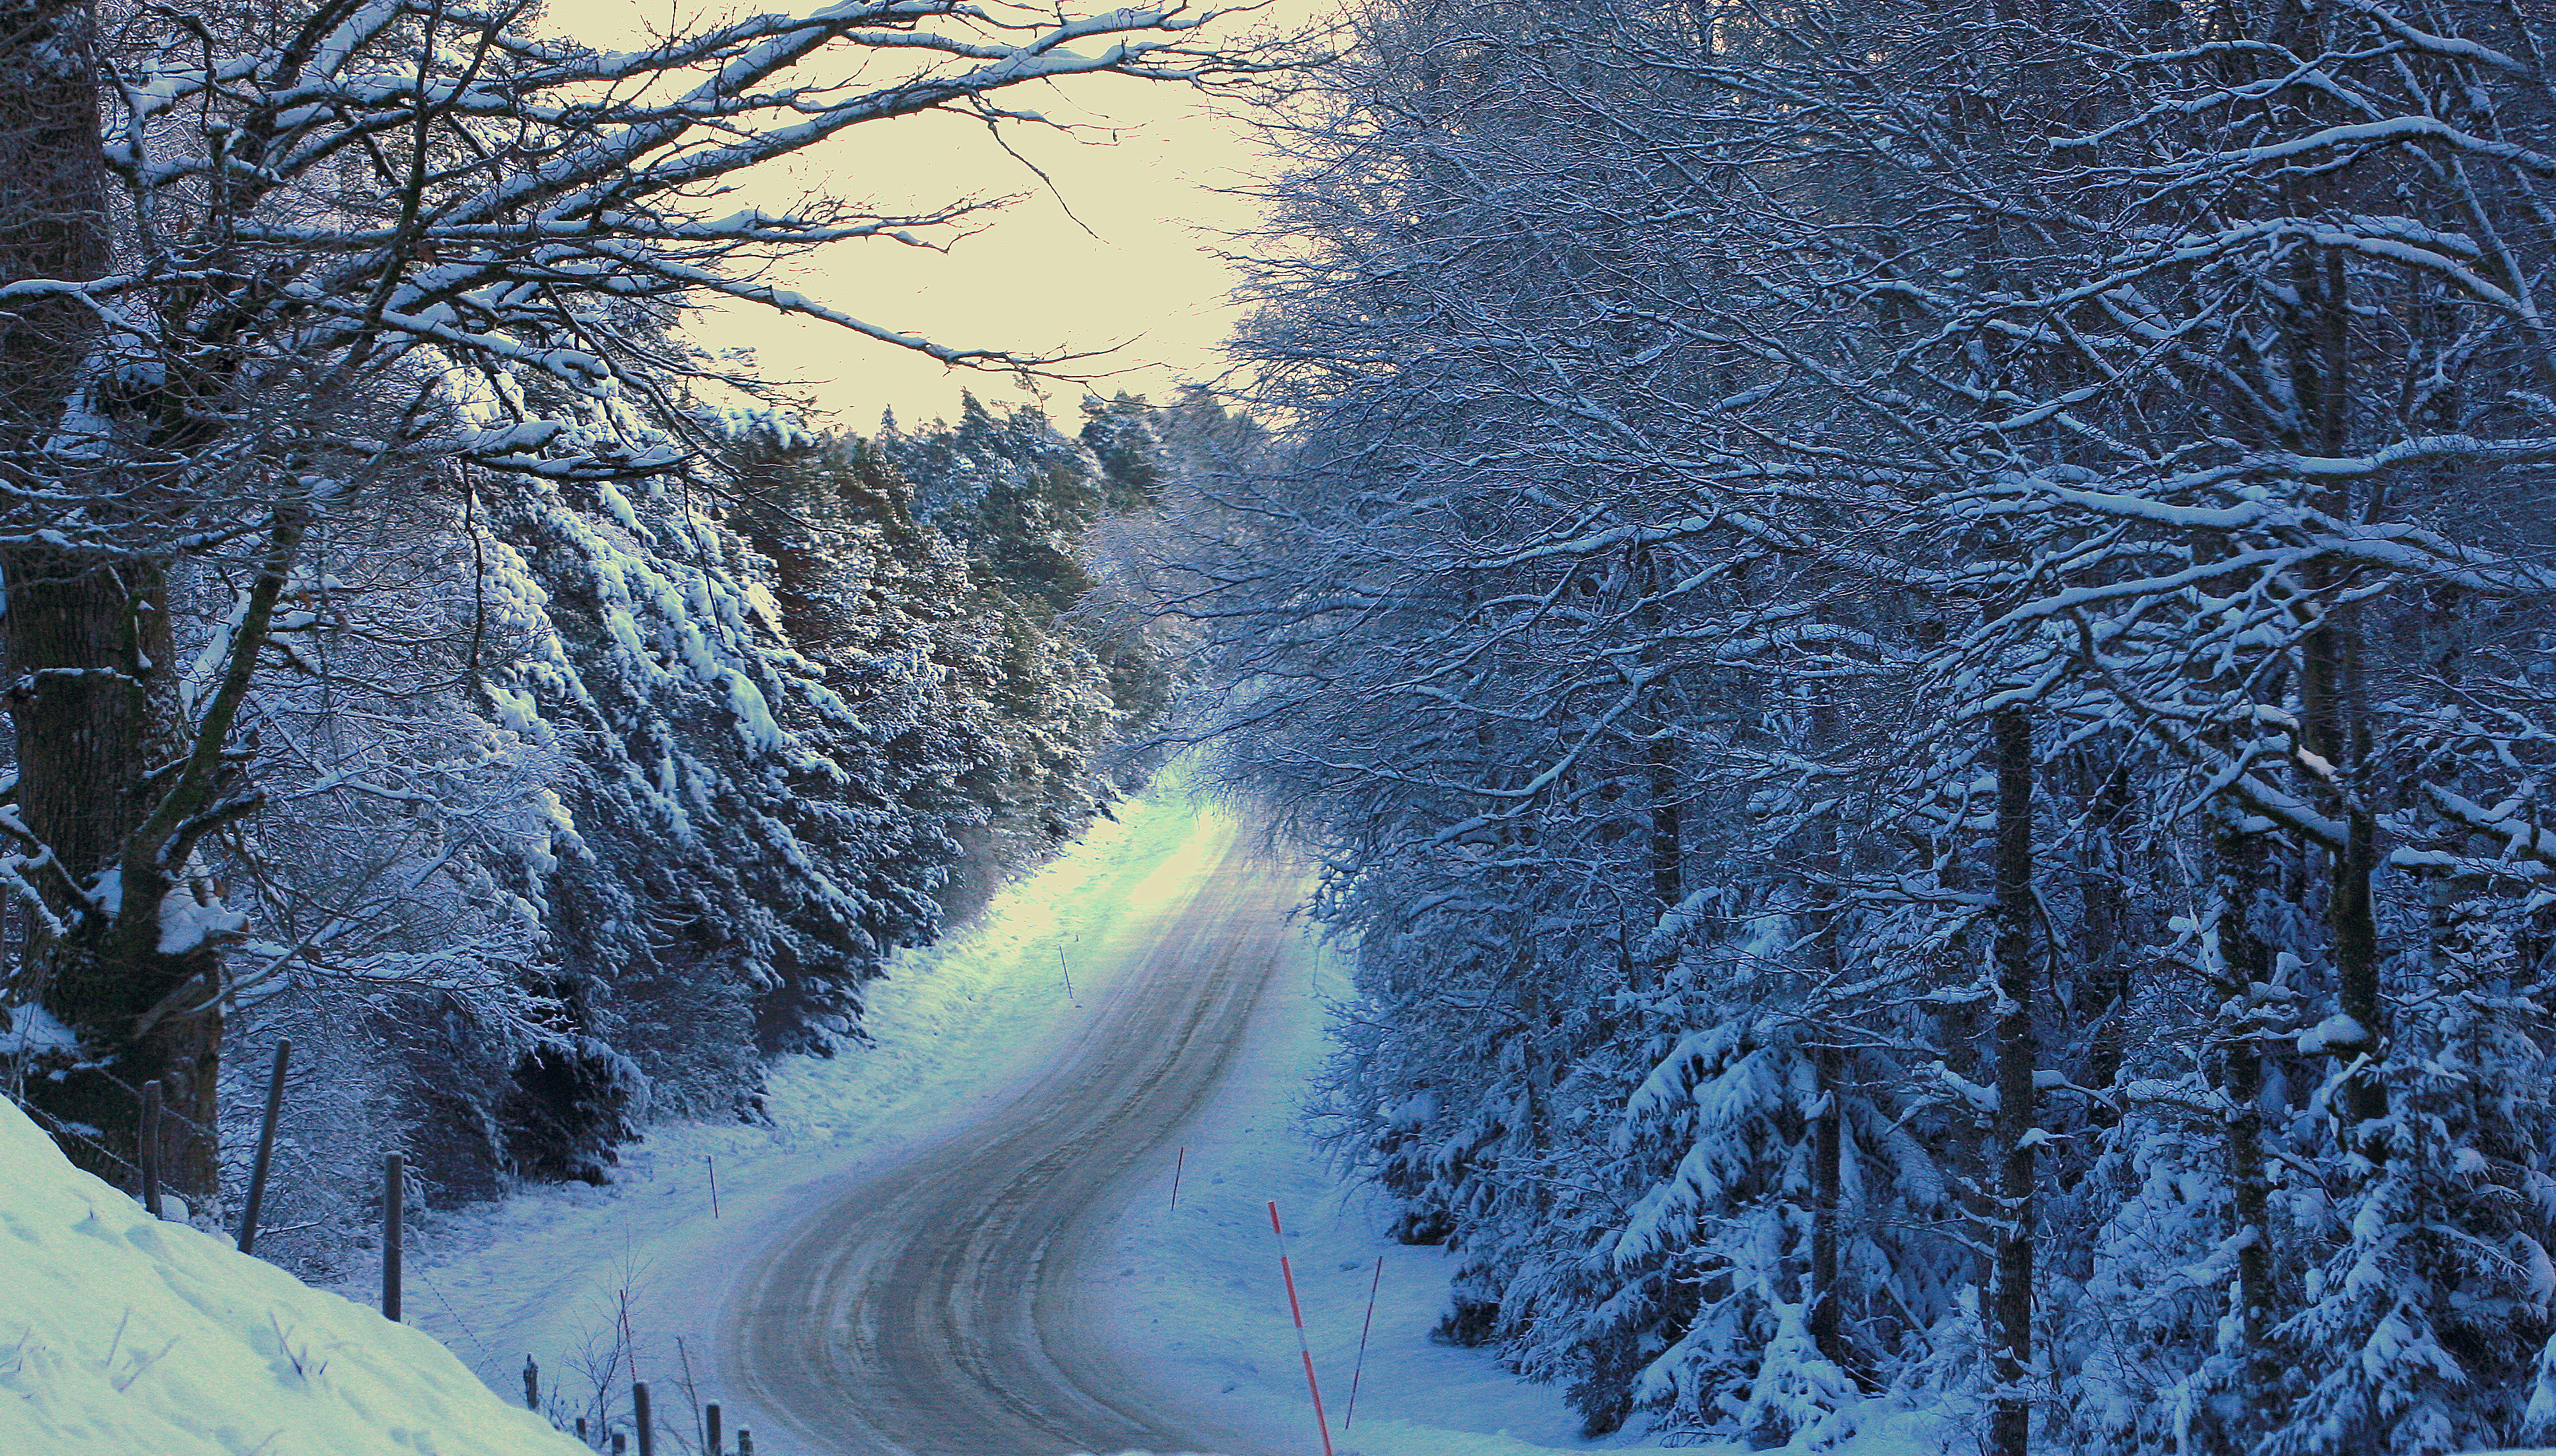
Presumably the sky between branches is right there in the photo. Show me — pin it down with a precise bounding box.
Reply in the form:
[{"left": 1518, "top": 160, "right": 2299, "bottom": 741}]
[{"left": 544, "top": 0, "right": 1316, "bottom": 430}]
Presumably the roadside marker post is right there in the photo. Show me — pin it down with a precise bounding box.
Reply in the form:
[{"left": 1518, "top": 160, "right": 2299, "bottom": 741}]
[
  {"left": 1345, "top": 1255, "right": 1384, "bottom": 1429},
  {"left": 1268, "top": 1201, "right": 1338, "bottom": 1456}
]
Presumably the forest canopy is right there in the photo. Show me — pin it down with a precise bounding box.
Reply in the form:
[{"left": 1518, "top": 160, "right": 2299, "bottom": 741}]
[{"left": 1136, "top": 0, "right": 2556, "bottom": 1451}]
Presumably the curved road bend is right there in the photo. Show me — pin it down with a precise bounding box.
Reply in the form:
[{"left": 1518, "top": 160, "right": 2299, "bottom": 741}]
[{"left": 721, "top": 825, "right": 1299, "bottom": 1456}]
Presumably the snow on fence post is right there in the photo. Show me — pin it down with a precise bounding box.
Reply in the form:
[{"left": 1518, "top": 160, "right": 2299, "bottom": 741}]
[
  {"left": 1267, "top": 1201, "right": 1338, "bottom": 1456},
  {"left": 705, "top": 1401, "right": 723, "bottom": 1455},
  {"left": 139, "top": 1080, "right": 164, "bottom": 1218},
  {"left": 238, "top": 1039, "right": 290, "bottom": 1253},
  {"left": 738, "top": 1431, "right": 754, "bottom": 1455},
  {"left": 381, "top": 1152, "right": 404, "bottom": 1322},
  {"left": 632, "top": 1381, "right": 655, "bottom": 1456}
]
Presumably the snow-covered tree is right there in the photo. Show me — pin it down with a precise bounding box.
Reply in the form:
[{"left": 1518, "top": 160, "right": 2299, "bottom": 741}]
[
  {"left": 0, "top": 0, "right": 1276, "bottom": 1204},
  {"left": 1153, "top": 0, "right": 2556, "bottom": 1447}
]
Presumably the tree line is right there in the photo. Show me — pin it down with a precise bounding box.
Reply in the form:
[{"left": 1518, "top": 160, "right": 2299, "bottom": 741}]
[
  {"left": 0, "top": 0, "right": 1260, "bottom": 1273},
  {"left": 1140, "top": 0, "right": 2556, "bottom": 1451}
]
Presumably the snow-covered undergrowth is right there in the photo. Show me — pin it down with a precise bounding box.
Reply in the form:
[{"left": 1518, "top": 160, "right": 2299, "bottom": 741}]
[{"left": 0, "top": 1098, "right": 582, "bottom": 1456}]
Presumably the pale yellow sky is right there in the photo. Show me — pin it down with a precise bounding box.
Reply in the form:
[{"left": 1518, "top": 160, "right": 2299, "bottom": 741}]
[{"left": 545, "top": 1, "right": 1316, "bottom": 430}]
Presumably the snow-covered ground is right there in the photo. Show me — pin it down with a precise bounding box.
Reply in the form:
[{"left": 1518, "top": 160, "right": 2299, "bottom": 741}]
[
  {"left": 0, "top": 1097, "right": 584, "bottom": 1456},
  {"left": 400, "top": 776, "right": 1942, "bottom": 1456},
  {"left": 1081, "top": 812, "right": 1943, "bottom": 1456}
]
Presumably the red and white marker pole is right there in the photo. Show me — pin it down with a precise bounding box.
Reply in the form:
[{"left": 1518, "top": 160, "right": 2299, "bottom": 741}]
[{"left": 1268, "top": 1201, "right": 1338, "bottom": 1456}]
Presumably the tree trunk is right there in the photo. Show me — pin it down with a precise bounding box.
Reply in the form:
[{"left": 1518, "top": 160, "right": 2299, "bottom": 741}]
[
  {"left": 1646, "top": 729, "right": 1681, "bottom": 915},
  {"left": 2290, "top": 244, "right": 2385, "bottom": 1133},
  {"left": 0, "top": 2, "right": 230, "bottom": 1200},
  {"left": 2079, "top": 757, "right": 2134, "bottom": 1124},
  {"left": 1988, "top": 707, "right": 2037, "bottom": 1456},
  {"left": 1804, "top": 856, "right": 1853, "bottom": 1376},
  {"left": 2211, "top": 824, "right": 2278, "bottom": 1352},
  {"left": 1808, "top": 1041, "right": 1848, "bottom": 1370},
  {"left": 0, "top": 0, "right": 108, "bottom": 413},
  {"left": 7, "top": 549, "right": 228, "bottom": 1200}
]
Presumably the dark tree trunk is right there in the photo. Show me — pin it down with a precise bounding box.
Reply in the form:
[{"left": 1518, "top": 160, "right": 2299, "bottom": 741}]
[
  {"left": 1988, "top": 707, "right": 2038, "bottom": 1456},
  {"left": 1808, "top": 1041, "right": 1848, "bottom": 1370},
  {"left": 1646, "top": 730, "right": 1681, "bottom": 914},
  {"left": 0, "top": 1, "right": 108, "bottom": 410},
  {"left": 2290, "top": 243, "right": 2385, "bottom": 1134},
  {"left": 2212, "top": 827, "right": 2278, "bottom": 1354},
  {"left": 7, "top": 547, "right": 228, "bottom": 1200},
  {"left": 1804, "top": 852, "right": 1853, "bottom": 1376},
  {"left": 0, "top": 3, "right": 266, "bottom": 1202},
  {"left": 2079, "top": 757, "right": 2134, "bottom": 1122}
]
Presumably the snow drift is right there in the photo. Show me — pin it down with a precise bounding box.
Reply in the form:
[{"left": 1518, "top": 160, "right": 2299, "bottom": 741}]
[{"left": 0, "top": 1099, "right": 584, "bottom": 1456}]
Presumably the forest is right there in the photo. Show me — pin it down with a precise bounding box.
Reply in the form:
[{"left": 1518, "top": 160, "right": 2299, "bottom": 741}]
[
  {"left": 1136, "top": 0, "right": 2556, "bottom": 1451},
  {"left": 0, "top": 0, "right": 1248, "bottom": 1281},
  {"left": 9, "top": 0, "right": 2556, "bottom": 1453}
]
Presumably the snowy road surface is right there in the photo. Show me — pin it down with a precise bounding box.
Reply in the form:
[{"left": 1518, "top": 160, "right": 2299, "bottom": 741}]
[
  {"left": 413, "top": 786, "right": 1755, "bottom": 1456},
  {"left": 719, "top": 819, "right": 1295, "bottom": 1456}
]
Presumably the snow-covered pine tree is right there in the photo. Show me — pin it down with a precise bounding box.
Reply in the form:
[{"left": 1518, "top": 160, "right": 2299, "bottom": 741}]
[
  {"left": 0, "top": 0, "right": 1273, "bottom": 1201},
  {"left": 1164, "top": 0, "right": 2556, "bottom": 1447},
  {"left": 876, "top": 396, "right": 1184, "bottom": 894}
]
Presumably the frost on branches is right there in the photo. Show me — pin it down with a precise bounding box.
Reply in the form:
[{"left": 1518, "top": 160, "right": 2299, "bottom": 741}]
[
  {"left": 0, "top": 0, "right": 1269, "bottom": 1249},
  {"left": 1150, "top": 0, "right": 2556, "bottom": 1450}
]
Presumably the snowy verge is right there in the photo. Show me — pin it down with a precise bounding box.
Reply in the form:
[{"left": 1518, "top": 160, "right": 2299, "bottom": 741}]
[
  {"left": 0, "top": 1097, "right": 585, "bottom": 1456},
  {"left": 1088, "top": 891, "right": 1952, "bottom": 1456},
  {"left": 406, "top": 772, "right": 1951, "bottom": 1456},
  {"left": 404, "top": 774, "right": 1245, "bottom": 1445}
]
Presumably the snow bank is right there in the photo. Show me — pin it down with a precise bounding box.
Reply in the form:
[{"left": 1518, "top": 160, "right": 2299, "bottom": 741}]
[{"left": 0, "top": 1099, "right": 585, "bottom": 1456}]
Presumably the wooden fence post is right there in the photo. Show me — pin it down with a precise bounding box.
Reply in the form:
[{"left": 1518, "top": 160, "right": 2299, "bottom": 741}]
[
  {"left": 381, "top": 1152, "right": 404, "bottom": 1322},
  {"left": 632, "top": 1381, "right": 654, "bottom": 1456},
  {"left": 705, "top": 1401, "right": 722, "bottom": 1456},
  {"left": 139, "top": 1080, "right": 164, "bottom": 1218},
  {"left": 523, "top": 1355, "right": 539, "bottom": 1410},
  {"left": 237, "top": 1039, "right": 290, "bottom": 1253}
]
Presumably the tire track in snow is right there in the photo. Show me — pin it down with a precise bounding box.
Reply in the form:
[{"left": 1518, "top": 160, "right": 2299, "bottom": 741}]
[{"left": 720, "top": 824, "right": 1299, "bottom": 1456}]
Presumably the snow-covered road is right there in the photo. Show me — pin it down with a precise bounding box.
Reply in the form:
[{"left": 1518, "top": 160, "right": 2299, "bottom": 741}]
[
  {"left": 719, "top": 818, "right": 1296, "bottom": 1456},
  {"left": 409, "top": 782, "right": 1739, "bottom": 1456}
]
